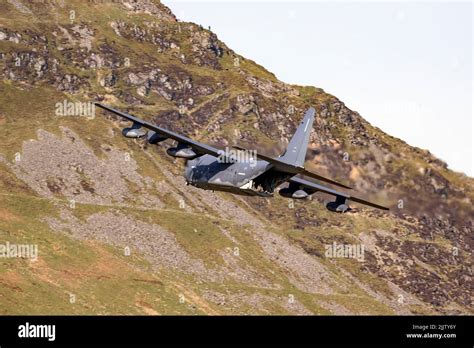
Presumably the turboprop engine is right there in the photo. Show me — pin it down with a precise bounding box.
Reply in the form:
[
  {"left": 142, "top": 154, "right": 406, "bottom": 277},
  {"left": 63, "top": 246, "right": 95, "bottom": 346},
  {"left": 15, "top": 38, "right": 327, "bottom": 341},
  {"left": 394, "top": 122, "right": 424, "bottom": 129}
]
[
  {"left": 279, "top": 187, "right": 310, "bottom": 199},
  {"left": 326, "top": 196, "right": 351, "bottom": 213},
  {"left": 122, "top": 122, "right": 147, "bottom": 138},
  {"left": 166, "top": 143, "right": 197, "bottom": 159}
]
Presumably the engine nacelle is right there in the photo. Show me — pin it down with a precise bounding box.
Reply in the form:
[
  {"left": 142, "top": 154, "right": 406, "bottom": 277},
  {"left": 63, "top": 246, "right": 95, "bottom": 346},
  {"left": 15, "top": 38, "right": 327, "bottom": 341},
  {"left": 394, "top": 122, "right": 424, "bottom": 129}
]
[
  {"left": 279, "top": 188, "right": 309, "bottom": 199},
  {"left": 325, "top": 195, "right": 351, "bottom": 213},
  {"left": 326, "top": 201, "right": 351, "bottom": 213},
  {"left": 122, "top": 122, "right": 147, "bottom": 138},
  {"left": 166, "top": 145, "right": 197, "bottom": 159},
  {"left": 147, "top": 131, "right": 167, "bottom": 144}
]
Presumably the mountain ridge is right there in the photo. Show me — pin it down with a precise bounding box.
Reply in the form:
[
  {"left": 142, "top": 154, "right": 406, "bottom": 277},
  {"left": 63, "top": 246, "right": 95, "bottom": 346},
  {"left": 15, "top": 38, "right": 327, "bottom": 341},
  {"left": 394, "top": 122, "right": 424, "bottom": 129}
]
[{"left": 0, "top": 0, "right": 472, "bottom": 315}]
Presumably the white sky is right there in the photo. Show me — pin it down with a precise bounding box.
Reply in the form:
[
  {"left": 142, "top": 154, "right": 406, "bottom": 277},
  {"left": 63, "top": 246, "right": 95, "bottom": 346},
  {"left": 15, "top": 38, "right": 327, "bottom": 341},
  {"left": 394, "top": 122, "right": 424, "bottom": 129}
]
[{"left": 164, "top": 0, "right": 473, "bottom": 176}]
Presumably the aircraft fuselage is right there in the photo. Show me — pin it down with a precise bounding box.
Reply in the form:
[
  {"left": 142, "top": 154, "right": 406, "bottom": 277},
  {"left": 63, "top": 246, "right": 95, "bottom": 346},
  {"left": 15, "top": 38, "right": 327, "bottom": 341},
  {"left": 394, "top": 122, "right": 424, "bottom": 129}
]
[{"left": 184, "top": 154, "right": 278, "bottom": 196}]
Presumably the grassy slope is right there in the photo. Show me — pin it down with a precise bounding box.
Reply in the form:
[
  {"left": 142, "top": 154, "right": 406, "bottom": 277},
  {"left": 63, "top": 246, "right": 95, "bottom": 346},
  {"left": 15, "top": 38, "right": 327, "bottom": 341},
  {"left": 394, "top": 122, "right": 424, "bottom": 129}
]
[{"left": 0, "top": 0, "right": 471, "bottom": 315}]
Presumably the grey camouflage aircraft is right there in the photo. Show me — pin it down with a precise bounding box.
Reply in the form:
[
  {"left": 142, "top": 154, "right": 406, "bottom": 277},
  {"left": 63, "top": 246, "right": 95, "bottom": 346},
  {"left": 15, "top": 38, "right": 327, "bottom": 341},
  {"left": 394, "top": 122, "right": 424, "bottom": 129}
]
[{"left": 96, "top": 103, "right": 389, "bottom": 212}]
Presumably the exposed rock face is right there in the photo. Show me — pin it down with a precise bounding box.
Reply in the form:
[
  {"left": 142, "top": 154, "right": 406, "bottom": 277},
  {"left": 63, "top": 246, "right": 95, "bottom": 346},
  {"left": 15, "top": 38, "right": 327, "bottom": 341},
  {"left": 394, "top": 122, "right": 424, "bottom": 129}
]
[
  {"left": 189, "top": 30, "right": 224, "bottom": 68},
  {"left": 233, "top": 94, "right": 259, "bottom": 116},
  {"left": 0, "top": 28, "right": 23, "bottom": 43},
  {"left": 3, "top": 51, "right": 58, "bottom": 82},
  {"left": 0, "top": 0, "right": 472, "bottom": 315},
  {"left": 241, "top": 71, "right": 300, "bottom": 97},
  {"left": 120, "top": 0, "right": 177, "bottom": 21},
  {"left": 124, "top": 67, "right": 213, "bottom": 105},
  {"left": 110, "top": 20, "right": 178, "bottom": 52}
]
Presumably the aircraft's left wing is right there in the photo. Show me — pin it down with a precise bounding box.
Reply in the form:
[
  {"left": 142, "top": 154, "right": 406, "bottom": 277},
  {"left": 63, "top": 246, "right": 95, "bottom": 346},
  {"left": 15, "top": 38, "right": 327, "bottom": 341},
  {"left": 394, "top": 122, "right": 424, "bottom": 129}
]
[
  {"left": 288, "top": 176, "right": 389, "bottom": 210},
  {"left": 95, "top": 103, "right": 223, "bottom": 157}
]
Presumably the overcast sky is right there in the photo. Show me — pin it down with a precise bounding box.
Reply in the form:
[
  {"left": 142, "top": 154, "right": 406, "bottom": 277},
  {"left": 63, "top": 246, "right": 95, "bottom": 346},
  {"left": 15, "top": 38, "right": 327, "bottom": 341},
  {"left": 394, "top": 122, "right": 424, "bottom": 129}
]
[{"left": 164, "top": 0, "right": 473, "bottom": 176}]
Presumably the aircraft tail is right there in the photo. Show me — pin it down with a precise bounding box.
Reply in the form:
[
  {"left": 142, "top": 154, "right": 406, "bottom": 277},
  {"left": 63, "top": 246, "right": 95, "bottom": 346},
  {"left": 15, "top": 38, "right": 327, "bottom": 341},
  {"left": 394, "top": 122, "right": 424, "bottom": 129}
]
[
  {"left": 279, "top": 107, "right": 315, "bottom": 167},
  {"left": 233, "top": 107, "right": 351, "bottom": 189}
]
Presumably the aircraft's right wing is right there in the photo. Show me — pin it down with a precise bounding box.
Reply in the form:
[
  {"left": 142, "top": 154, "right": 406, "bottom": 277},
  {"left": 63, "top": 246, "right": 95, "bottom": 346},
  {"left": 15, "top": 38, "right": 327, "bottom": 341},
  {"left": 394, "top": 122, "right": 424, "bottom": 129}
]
[
  {"left": 95, "top": 103, "right": 224, "bottom": 158},
  {"left": 289, "top": 176, "right": 389, "bottom": 210}
]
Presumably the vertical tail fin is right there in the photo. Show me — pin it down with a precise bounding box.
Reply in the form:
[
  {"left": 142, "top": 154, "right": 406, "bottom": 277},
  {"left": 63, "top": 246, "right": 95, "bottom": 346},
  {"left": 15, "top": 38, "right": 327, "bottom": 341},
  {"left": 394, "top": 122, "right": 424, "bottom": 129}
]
[{"left": 279, "top": 107, "right": 315, "bottom": 167}]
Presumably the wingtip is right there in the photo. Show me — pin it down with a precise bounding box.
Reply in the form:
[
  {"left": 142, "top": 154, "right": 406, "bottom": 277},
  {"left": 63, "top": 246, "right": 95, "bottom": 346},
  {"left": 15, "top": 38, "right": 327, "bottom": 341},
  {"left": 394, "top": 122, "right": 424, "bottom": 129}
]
[
  {"left": 94, "top": 102, "right": 107, "bottom": 109},
  {"left": 306, "top": 106, "right": 316, "bottom": 116}
]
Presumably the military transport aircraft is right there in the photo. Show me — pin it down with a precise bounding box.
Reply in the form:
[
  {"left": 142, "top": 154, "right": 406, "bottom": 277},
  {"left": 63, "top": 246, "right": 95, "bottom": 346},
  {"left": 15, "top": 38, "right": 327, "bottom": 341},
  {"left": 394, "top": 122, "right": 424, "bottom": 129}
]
[{"left": 96, "top": 103, "right": 389, "bottom": 212}]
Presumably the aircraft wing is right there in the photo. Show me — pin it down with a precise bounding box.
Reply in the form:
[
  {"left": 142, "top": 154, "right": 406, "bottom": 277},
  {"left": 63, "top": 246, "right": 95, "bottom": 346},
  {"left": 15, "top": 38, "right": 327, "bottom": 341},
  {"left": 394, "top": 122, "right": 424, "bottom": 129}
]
[
  {"left": 95, "top": 103, "right": 223, "bottom": 157},
  {"left": 289, "top": 176, "right": 389, "bottom": 210},
  {"left": 232, "top": 145, "right": 352, "bottom": 189}
]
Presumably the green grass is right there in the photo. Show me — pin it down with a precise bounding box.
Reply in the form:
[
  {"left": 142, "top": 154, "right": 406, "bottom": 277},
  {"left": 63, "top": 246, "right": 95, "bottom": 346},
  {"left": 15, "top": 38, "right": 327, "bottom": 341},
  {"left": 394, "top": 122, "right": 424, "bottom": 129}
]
[{"left": 0, "top": 0, "right": 471, "bottom": 315}]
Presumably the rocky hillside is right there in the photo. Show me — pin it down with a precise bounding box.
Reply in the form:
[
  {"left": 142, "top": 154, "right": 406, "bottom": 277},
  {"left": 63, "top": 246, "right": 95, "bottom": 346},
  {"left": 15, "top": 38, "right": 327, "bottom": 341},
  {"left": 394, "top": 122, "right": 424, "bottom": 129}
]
[{"left": 0, "top": 0, "right": 472, "bottom": 315}]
